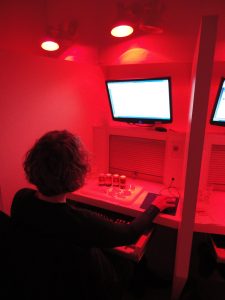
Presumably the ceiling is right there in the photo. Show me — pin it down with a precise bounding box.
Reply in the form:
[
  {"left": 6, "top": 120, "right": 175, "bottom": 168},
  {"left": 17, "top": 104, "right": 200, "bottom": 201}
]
[{"left": 0, "top": 0, "right": 225, "bottom": 64}]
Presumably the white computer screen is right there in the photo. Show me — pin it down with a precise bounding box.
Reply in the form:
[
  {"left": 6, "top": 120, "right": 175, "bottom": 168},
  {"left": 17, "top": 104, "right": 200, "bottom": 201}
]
[{"left": 106, "top": 78, "right": 172, "bottom": 124}]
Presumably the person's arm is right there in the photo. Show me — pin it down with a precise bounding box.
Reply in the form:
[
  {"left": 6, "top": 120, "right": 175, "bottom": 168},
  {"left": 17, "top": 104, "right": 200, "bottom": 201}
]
[{"left": 68, "top": 195, "right": 176, "bottom": 248}]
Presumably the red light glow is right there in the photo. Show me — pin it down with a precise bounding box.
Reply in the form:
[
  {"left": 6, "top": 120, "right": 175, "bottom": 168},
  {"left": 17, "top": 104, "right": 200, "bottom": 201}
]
[
  {"left": 111, "top": 25, "right": 134, "bottom": 38},
  {"left": 119, "top": 48, "right": 149, "bottom": 64},
  {"left": 41, "top": 40, "right": 59, "bottom": 51}
]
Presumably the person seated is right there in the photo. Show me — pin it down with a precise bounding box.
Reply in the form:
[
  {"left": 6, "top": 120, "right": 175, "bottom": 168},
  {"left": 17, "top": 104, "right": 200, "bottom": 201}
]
[{"left": 10, "top": 130, "right": 176, "bottom": 299}]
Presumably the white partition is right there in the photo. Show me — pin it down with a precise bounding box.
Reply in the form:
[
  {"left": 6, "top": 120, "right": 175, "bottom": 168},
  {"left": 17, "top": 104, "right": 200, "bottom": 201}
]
[{"left": 172, "top": 15, "right": 218, "bottom": 300}]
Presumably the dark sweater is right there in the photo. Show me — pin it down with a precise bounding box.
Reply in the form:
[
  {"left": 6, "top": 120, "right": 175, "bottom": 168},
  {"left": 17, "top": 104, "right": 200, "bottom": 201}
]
[
  {"left": 11, "top": 188, "right": 159, "bottom": 248},
  {"left": 9, "top": 188, "right": 160, "bottom": 299}
]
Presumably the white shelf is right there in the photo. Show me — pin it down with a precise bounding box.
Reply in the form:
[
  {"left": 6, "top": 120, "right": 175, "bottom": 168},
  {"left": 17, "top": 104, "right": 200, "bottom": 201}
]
[
  {"left": 68, "top": 176, "right": 225, "bottom": 235},
  {"left": 194, "top": 191, "right": 225, "bottom": 234},
  {"left": 68, "top": 176, "right": 182, "bottom": 229}
]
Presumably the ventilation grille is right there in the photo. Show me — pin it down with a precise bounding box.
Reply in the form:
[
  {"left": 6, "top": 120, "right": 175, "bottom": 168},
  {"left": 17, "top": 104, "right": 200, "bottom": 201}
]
[
  {"left": 207, "top": 144, "right": 225, "bottom": 190},
  {"left": 109, "top": 135, "right": 166, "bottom": 183}
]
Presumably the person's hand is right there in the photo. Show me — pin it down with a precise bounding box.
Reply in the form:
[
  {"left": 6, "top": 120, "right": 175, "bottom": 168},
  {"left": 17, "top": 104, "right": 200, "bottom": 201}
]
[{"left": 152, "top": 195, "right": 177, "bottom": 212}]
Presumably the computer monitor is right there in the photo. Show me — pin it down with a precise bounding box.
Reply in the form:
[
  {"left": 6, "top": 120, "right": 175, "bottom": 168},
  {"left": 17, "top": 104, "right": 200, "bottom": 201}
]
[
  {"left": 105, "top": 77, "right": 172, "bottom": 125},
  {"left": 210, "top": 78, "right": 225, "bottom": 126}
]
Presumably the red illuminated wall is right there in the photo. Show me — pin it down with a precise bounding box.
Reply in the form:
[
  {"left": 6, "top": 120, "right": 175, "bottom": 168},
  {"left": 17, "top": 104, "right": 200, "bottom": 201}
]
[{"left": 0, "top": 49, "right": 109, "bottom": 214}]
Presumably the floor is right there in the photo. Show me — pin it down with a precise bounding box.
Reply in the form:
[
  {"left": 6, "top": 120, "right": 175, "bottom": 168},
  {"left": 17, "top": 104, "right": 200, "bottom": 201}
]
[
  {"left": 122, "top": 279, "right": 172, "bottom": 300},
  {"left": 180, "top": 232, "right": 225, "bottom": 300}
]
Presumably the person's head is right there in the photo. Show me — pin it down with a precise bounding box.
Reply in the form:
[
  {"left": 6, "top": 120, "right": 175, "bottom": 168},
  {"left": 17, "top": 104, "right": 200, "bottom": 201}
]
[{"left": 24, "top": 130, "right": 89, "bottom": 196}]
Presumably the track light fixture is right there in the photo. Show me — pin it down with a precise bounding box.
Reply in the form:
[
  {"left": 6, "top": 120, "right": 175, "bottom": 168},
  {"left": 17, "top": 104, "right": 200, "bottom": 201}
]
[
  {"left": 41, "top": 20, "right": 77, "bottom": 52},
  {"left": 111, "top": 0, "right": 164, "bottom": 38},
  {"left": 111, "top": 1, "right": 135, "bottom": 38}
]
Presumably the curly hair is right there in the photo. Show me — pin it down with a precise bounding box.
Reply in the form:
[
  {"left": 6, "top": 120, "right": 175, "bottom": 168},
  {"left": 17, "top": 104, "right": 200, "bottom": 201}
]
[{"left": 24, "top": 130, "right": 89, "bottom": 196}]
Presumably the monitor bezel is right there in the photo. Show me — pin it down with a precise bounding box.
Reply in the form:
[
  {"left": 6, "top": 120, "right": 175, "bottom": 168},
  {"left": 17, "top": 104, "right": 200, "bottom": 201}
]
[
  {"left": 105, "top": 77, "right": 173, "bottom": 125},
  {"left": 210, "top": 77, "right": 225, "bottom": 127}
]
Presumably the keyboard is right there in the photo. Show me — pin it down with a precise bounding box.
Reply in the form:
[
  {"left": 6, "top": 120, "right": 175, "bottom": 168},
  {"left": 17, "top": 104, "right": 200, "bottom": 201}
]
[{"left": 67, "top": 199, "right": 153, "bottom": 262}]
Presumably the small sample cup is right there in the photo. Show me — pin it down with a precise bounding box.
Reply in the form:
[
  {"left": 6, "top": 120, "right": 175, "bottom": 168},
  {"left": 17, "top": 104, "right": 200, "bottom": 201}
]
[
  {"left": 98, "top": 173, "right": 105, "bottom": 186},
  {"left": 119, "top": 175, "right": 126, "bottom": 189},
  {"left": 105, "top": 173, "right": 112, "bottom": 187},
  {"left": 112, "top": 174, "right": 120, "bottom": 187}
]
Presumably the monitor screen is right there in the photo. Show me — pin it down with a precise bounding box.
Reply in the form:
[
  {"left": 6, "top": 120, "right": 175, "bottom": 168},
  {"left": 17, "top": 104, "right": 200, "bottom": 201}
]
[
  {"left": 105, "top": 77, "right": 172, "bottom": 124},
  {"left": 211, "top": 78, "right": 225, "bottom": 126}
]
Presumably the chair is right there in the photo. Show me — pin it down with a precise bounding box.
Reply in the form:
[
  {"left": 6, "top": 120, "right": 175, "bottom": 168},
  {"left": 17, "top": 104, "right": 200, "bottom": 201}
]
[
  {"left": 0, "top": 211, "right": 13, "bottom": 299},
  {"left": 211, "top": 234, "right": 225, "bottom": 263}
]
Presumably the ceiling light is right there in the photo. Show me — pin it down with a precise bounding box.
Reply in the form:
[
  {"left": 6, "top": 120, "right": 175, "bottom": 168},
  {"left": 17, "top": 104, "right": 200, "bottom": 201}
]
[
  {"left": 111, "top": 24, "right": 134, "bottom": 38},
  {"left": 41, "top": 40, "right": 59, "bottom": 51}
]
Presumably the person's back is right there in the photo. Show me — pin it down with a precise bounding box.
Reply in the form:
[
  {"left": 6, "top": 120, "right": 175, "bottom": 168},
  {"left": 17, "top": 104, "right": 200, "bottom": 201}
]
[
  {"left": 10, "top": 188, "right": 120, "bottom": 300},
  {"left": 10, "top": 229, "right": 100, "bottom": 300}
]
